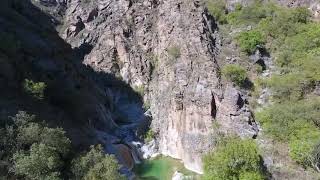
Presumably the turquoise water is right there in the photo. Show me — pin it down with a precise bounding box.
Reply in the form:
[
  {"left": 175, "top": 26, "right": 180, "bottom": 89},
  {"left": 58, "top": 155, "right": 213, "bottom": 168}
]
[{"left": 133, "top": 156, "right": 199, "bottom": 180}]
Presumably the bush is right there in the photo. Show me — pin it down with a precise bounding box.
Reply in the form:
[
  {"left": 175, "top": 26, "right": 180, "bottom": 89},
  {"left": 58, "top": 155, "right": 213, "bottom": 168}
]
[
  {"left": 237, "top": 30, "right": 265, "bottom": 54},
  {"left": 72, "top": 145, "right": 124, "bottom": 180},
  {"left": 206, "top": 0, "right": 227, "bottom": 24},
  {"left": 23, "top": 79, "right": 46, "bottom": 100},
  {"left": 203, "top": 137, "right": 264, "bottom": 180},
  {"left": 222, "top": 64, "right": 248, "bottom": 86}
]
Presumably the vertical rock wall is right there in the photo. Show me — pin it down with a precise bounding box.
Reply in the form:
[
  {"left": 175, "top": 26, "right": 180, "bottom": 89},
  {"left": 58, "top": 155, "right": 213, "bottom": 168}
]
[{"left": 52, "top": 0, "right": 258, "bottom": 173}]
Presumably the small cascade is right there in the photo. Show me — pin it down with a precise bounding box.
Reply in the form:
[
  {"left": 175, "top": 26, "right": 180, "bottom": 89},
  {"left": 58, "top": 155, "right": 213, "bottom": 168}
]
[
  {"left": 129, "top": 144, "right": 142, "bottom": 164},
  {"left": 95, "top": 88, "right": 155, "bottom": 177}
]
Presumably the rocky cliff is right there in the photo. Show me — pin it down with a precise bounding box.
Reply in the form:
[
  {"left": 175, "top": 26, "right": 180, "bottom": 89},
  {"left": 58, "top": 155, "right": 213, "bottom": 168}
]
[
  {"left": 3, "top": 0, "right": 320, "bottom": 178},
  {"left": 34, "top": 0, "right": 259, "bottom": 173}
]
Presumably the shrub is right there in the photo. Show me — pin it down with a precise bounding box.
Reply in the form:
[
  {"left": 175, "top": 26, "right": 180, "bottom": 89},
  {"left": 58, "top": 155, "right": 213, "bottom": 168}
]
[
  {"left": 266, "top": 73, "right": 311, "bottom": 101},
  {"left": 311, "top": 143, "right": 320, "bottom": 171},
  {"left": 144, "top": 129, "right": 155, "bottom": 142},
  {"left": 203, "top": 137, "right": 264, "bottom": 180},
  {"left": 239, "top": 171, "right": 265, "bottom": 180},
  {"left": 72, "top": 145, "right": 123, "bottom": 180},
  {"left": 291, "top": 7, "right": 310, "bottom": 24},
  {"left": 167, "top": 46, "right": 181, "bottom": 59},
  {"left": 256, "top": 98, "right": 320, "bottom": 140},
  {"left": 206, "top": 0, "right": 227, "bottom": 24},
  {"left": 234, "top": 3, "right": 243, "bottom": 11},
  {"left": 133, "top": 85, "right": 145, "bottom": 97},
  {"left": 23, "top": 79, "right": 46, "bottom": 100},
  {"left": 237, "top": 30, "right": 265, "bottom": 54},
  {"left": 289, "top": 123, "right": 320, "bottom": 166},
  {"left": 226, "top": 2, "right": 277, "bottom": 25},
  {"left": 143, "top": 101, "right": 151, "bottom": 111},
  {"left": 256, "top": 99, "right": 320, "bottom": 141},
  {"left": 222, "top": 64, "right": 248, "bottom": 86}
]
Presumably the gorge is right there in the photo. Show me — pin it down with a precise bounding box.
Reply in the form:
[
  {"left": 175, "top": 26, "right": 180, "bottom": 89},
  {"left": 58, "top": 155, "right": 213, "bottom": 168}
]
[{"left": 1, "top": 0, "right": 320, "bottom": 179}]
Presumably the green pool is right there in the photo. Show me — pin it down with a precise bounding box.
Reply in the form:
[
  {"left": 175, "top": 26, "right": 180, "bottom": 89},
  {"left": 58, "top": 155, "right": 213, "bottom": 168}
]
[{"left": 133, "top": 156, "right": 199, "bottom": 180}]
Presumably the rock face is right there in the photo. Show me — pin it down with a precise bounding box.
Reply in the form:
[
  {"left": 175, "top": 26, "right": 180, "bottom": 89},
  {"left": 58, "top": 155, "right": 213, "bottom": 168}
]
[{"left": 46, "top": 0, "right": 259, "bottom": 173}]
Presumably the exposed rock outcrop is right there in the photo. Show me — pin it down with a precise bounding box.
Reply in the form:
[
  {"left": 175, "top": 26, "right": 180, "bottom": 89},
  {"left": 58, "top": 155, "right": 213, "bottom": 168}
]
[{"left": 51, "top": 0, "right": 258, "bottom": 173}]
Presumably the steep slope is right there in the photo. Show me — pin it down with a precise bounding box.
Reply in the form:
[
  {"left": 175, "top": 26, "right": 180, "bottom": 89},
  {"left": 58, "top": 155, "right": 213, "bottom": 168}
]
[{"left": 51, "top": 0, "right": 258, "bottom": 173}]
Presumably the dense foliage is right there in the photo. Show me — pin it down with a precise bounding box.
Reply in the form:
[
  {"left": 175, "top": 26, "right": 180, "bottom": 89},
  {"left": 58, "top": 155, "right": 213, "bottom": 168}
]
[
  {"left": 0, "top": 111, "right": 122, "bottom": 179},
  {"left": 72, "top": 145, "right": 124, "bottom": 180},
  {"left": 203, "top": 137, "right": 264, "bottom": 180},
  {"left": 207, "top": 0, "right": 320, "bottom": 173}
]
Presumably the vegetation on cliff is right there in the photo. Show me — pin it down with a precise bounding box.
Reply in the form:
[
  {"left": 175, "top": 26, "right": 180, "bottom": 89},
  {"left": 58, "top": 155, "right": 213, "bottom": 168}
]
[
  {"left": 206, "top": 0, "right": 320, "bottom": 177},
  {"left": 203, "top": 137, "right": 265, "bottom": 180},
  {"left": 222, "top": 64, "right": 248, "bottom": 87}
]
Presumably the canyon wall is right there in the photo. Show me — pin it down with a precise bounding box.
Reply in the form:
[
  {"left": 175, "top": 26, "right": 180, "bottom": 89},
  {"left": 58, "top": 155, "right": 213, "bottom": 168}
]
[{"left": 49, "top": 0, "right": 258, "bottom": 173}]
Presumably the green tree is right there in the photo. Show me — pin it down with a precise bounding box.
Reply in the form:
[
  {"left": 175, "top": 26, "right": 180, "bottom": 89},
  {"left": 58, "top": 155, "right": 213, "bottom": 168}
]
[
  {"left": 6, "top": 111, "right": 72, "bottom": 179},
  {"left": 16, "top": 122, "right": 43, "bottom": 147},
  {"left": 222, "top": 64, "right": 248, "bottom": 86},
  {"left": 12, "top": 143, "right": 63, "bottom": 180},
  {"left": 203, "top": 137, "right": 264, "bottom": 180},
  {"left": 40, "top": 127, "right": 71, "bottom": 157},
  {"left": 12, "top": 111, "right": 36, "bottom": 127},
  {"left": 72, "top": 145, "right": 124, "bottom": 180}
]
